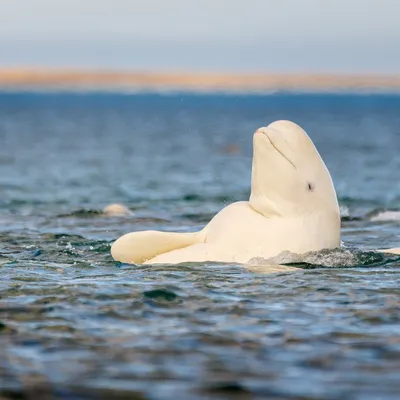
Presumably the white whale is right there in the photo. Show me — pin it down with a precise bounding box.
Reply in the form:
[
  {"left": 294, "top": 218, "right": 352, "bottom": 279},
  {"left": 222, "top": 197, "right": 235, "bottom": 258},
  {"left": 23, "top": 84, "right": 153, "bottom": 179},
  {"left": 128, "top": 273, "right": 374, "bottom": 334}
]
[
  {"left": 111, "top": 120, "right": 342, "bottom": 265},
  {"left": 103, "top": 203, "right": 133, "bottom": 217}
]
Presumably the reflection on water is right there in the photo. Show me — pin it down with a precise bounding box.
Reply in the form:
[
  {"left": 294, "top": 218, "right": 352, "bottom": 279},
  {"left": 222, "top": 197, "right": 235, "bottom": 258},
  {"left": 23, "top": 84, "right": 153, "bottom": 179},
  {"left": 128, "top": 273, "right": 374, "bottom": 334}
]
[{"left": 0, "top": 92, "right": 400, "bottom": 399}]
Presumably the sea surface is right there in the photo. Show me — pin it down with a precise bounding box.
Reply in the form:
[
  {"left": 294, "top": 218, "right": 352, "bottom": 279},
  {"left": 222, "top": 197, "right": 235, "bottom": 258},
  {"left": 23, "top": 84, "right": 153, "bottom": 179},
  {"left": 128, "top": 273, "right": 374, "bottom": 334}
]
[{"left": 0, "top": 92, "right": 399, "bottom": 399}]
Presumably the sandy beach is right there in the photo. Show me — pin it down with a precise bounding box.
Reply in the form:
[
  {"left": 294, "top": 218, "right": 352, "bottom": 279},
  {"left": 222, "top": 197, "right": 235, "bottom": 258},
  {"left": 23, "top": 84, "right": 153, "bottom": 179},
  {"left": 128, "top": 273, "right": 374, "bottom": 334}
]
[{"left": 0, "top": 68, "right": 399, "bottom": 92}]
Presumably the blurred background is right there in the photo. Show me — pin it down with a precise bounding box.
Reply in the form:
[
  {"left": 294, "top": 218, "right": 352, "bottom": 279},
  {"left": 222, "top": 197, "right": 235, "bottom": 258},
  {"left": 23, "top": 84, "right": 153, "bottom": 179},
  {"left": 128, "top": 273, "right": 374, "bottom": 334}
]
[
  {"left": 1, "top": 2, "right": 400, "bottom": 399},
  {"left": 0, "top": 0, "right": 399, "bottom": 90},
  {"left": 0, "top": 0, "right": 399, "bottom": 73}
]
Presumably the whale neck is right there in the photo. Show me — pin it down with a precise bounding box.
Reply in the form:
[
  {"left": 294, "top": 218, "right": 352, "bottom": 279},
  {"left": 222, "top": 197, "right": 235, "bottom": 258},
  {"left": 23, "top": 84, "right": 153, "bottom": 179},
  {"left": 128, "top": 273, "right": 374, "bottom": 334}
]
[{"left": 249, "top": 156, "right": 279, "bottom": 217}]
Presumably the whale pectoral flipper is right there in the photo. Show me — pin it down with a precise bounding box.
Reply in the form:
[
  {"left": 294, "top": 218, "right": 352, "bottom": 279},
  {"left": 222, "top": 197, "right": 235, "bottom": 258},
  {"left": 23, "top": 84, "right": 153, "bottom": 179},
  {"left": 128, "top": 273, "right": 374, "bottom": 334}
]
[
  {"left": 111, "top": 230, "right": 204, "bottom": 264},
  {"left": 144, "top": 243, "right": 223, "bottom": 264}
]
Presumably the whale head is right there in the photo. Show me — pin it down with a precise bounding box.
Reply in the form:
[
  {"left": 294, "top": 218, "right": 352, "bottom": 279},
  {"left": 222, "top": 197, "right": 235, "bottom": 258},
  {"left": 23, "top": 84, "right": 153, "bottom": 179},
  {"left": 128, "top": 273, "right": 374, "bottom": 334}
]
[{"left": 250, "top": 120, "right": 340, "bottom": 220}]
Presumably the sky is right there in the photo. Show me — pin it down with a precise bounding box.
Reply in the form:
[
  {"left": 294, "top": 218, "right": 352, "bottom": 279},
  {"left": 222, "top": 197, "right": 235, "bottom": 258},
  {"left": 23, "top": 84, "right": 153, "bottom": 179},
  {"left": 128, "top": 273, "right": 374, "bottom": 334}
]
[{"left": 0, "top": 0, "right": 399, "bottom": 73}]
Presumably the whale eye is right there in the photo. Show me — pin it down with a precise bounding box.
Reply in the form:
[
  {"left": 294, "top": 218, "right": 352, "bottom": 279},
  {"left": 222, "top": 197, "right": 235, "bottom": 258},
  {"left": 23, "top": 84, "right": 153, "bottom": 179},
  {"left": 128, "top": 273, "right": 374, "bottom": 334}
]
[{"left": 307, "top": 182, "right": 314, "bottom": 192}]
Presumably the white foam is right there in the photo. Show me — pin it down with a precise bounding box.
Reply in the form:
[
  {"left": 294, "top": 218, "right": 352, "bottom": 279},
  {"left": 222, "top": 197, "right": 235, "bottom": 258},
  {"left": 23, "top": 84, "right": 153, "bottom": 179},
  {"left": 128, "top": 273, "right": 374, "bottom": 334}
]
[
  {"left": 339, "top": 204, "right": 350, "bottom": 218},
  {"left": 370, "top": 210, "right": 400, "bottom": 222}
]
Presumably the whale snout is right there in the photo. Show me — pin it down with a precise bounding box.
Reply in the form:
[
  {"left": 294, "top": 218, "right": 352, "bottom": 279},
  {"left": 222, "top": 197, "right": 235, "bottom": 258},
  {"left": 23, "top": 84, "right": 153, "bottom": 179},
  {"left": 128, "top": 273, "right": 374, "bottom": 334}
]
[
  {"left": 254, "top": 125, "right": 297, "bottom": 170},
  {"left": 255, "top": 127, "right": 268, "bottom": 135}
]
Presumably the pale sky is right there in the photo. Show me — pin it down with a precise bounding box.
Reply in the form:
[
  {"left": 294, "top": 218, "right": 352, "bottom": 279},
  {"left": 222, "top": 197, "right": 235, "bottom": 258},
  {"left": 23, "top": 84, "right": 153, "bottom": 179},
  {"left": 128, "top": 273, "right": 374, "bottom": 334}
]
[{"left": 0, "top": 0, "right": 399, "bottom": 73}]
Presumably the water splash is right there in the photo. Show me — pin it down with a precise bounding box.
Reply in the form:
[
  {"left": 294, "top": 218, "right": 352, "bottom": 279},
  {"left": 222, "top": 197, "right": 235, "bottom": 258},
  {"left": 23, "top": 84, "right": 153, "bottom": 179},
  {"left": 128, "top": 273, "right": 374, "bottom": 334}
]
[{"left": 249, "top": 247, "right": 392, "bottom": 269}]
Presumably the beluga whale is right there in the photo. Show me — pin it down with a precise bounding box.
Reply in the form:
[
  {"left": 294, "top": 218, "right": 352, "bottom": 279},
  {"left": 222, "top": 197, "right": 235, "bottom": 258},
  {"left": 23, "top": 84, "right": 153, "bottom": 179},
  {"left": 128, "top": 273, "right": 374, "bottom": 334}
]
[{"left": 111, "top": 120, "right": 343, "bottom": 265}]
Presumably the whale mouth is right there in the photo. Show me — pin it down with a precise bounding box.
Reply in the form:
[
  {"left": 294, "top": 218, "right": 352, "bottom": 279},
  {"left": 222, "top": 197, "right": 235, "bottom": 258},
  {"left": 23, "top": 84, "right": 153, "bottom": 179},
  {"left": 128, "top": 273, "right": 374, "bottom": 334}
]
[{"left": 257, "top": 129, "right": 297, "bottom": 170}]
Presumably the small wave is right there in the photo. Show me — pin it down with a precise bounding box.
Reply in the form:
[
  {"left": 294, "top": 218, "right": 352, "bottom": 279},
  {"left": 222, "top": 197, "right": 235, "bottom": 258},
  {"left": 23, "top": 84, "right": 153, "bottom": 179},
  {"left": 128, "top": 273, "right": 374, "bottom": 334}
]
[
  {"left": 56, "top": 208, "right": 171, "bottom": 223},
  {"left": 57, "top": 209, "right": 103, "bottom": 218},
  {"left": 367, "top": 209, "right": 400, "bottom": 222}
]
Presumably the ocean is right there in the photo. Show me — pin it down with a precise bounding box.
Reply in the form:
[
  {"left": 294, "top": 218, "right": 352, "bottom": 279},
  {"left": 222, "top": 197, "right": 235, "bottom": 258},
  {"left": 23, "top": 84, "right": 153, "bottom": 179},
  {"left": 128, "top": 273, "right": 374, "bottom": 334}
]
[{"left": 0, "top": 92, "right": 399, "bottom": 399}]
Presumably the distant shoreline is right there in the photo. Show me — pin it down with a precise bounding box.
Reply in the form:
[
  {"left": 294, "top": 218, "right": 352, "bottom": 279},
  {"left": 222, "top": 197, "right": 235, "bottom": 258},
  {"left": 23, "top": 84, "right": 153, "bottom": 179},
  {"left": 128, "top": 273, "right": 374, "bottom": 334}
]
[{"left": 0, "top": 68, "right": 400, "bottom": 93}]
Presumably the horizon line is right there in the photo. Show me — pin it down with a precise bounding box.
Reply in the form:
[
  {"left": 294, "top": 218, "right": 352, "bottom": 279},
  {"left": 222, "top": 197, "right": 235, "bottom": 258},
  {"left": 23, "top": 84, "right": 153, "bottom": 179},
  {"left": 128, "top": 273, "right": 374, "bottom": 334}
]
[{"left": 1, "top": 67, "right": 400, "bottom": 93}]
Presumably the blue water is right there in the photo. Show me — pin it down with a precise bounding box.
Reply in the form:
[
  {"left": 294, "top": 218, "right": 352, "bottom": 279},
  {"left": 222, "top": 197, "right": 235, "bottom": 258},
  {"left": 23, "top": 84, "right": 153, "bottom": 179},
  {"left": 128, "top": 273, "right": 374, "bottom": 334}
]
[{"left": 0, "top": 92, "right": 399, "bottom": 399}]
